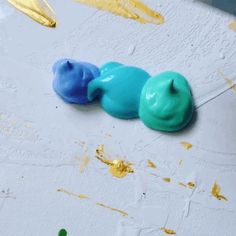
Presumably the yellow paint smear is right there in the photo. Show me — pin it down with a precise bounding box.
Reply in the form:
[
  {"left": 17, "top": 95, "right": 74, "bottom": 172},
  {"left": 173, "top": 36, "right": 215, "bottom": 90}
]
[
  {"left": 180, "top": 141, "right": 193, "bottom": 150},
  {"left": 75, "top": 0, "right": 164, "bottom": 25},
  {"left": 95, "top": 145, "right": 134, "bottom": 178},
  {"left": 96, "top": 202, "right": 128, "bottom": 216},
  {"left": 179, "top": 182, "right": 196, "bottom": 189},
  {"left": 229, "top": 21, "right": 236, "bottom": 32},
  {"left": 160, "top": 227, "right": 176, "bottom": 235},
  {"left": 162, "top": 177, "right": 171, "bottom": 183},
  {"left": 78, "top": 156, "right": 90, "bottom": 173},
  {"left": 179, "top": 182, "right": 187, "bottom": 187},
  {"left": 218, "top": 70, "right": 236, "bottom": 92},
  {"left": 8, "top": 0, "right": 57, "bottom": 27},
  {"left": 211, "top": 182, "right": 228, "bottom": 201},
  {"left": 57, "top": 189, "right": 89, "bottom": 199},
  {"left": 147, "top": 159, "right": 157, "bottom": 168}
]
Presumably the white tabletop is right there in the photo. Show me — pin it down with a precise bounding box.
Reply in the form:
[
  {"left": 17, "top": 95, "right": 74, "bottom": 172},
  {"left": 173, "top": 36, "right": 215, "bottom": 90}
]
[{"left": 0, "top": 0, "right": 236, "bottom": 235}]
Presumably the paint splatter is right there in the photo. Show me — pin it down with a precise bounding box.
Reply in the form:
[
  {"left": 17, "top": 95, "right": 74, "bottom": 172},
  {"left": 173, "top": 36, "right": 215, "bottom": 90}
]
[
  {"left": 8, "top": 0, "right": 57, "bottom": 27},
  {"left": 57, "top": 189, "right": 89, "bottom": 199},
  {"left": 96, "top": 202, "right": 128, "bottom": 217},
  {"left": 162, "top": 177, "right": 171, "bottom": 183},
  {"left": 180, "top": 141, "right": 192, "bottom": 150},
  {"left": 147, "top": 159, "right": 157, "bottom": 168},
  {"left": 179, "top": 182, "right": 196, "bottom": 189},
  {"left": 95, "top": 145, "right": 134, "bottom": 178},
  {"left": 229, "top": 21, "right": 236, "bottom": 32},
  {"left": 75, "top": 0, "right": 164, "bottom": 25},
  {"left": 218, "top": 70, "right": 236, "bottom": 92},
  {"left": 160, "top": 227, "right": 176, "bottom": 235},
  {"left": 211, "top": 182, "right": 228, "bottom": 201},
  {"left": 58, "top": 229, "right": 67, "bottom": 236}
]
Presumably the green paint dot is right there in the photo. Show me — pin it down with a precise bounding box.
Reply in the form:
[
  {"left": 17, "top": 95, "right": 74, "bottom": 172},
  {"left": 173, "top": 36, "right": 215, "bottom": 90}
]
[{"left": 58, "top": 229, "right": 67, "bottom": 236}]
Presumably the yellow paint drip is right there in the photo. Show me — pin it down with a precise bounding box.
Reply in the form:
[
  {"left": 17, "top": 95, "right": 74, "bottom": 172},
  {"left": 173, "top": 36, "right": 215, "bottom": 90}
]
[
  {"left": 211, "top": 182, "right": 228, "bottom": 201},
  {"left": 75, "top": 0, "right": 164, "bottom": 25},
  {"left": 162, "top": 177, "right": 171, "bottom": 183},
  {"left": 160, "top": 227, "right": 176, "bottom": 235},
  {"left": 229, "top": 21, "right": 236, "bottom": 32},
  {"left": 180, "top": 141, "right": 193, "bottom": 150},
  {"left": 8, "top": 0, "right": 57, "bottom": 27},
  {"left": 57, "top": 189, "right": 89, "bottom": 199},
  {"left": 95, "top": 145, "right": 134, "bottom": 178},
  {"left": 96, "top": 202, "right": 128, "bottom": 216},
  {"left": 147, "top": 159, "right": 157, "bottom": 168}
]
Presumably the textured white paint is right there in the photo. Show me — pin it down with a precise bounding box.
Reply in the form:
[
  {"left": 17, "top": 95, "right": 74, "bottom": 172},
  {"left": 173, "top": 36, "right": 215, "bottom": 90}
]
[{"left": 0, "top": 0, "right": 236, "bottom": 235}]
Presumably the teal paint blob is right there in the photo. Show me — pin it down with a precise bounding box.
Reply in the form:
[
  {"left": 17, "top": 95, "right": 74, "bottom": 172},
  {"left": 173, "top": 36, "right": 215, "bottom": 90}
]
[
  {"left": 88, "top": 62, "right": 150, "bottom": 119},
  {"left": 139, "top": 71, "right": 194, "bottom": 132},
  {"left": 58, "top": 229, "right": 67, "bottom": 236}
]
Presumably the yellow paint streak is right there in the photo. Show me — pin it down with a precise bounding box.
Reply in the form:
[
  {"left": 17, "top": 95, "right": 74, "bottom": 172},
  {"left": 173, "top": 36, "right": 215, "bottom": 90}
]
[
  {"left": 180, "top": 141, "right": 193, "bottom": 150},
  {"left": 96, "top": 202, "right": 128, "bottom": 216},
  {"left": 147, "top": 159, "right": 157, "bottom": 168},
  {"left": 229, "top": 21, "right": 236, "bottom": 32},
  {"left": 75, "top": 0, "right": 164, "bottom": 25},
  {"left": 57, "top": 189, "right": 89, "bottom": 199},
  {"left": 160, "top": 227, "right": 176, "bottom": 235},
  {"left": 78, "top": 156, "right": 90, "bottom": 173},
  {"left": 8, "top": 0, "right": 57, "bottom": 27},
  {"left": 187, "top": 182, "right": 196, "bottom": 189},
  {"left": 162, "top": 177, "right": 171, "bottom": 183},
  {"left": 211, "top": 182, "right": 228, "bottom": 201},
  {"left": 218, "top": 70, "right": 236, "bottom": 92},
  {"left": 95, "top": 145, "right": 134, "bottom": 178}
]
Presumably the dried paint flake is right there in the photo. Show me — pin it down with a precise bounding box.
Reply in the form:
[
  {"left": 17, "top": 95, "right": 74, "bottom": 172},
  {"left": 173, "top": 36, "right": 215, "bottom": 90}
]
[
  {"left": 211, "top": 182, "right": 228, "bottom": 201},
  {"left": 8, "top": 0, "right": 57, "bottom": 27},
  {"left": 180, "top": 141, "right": 192, "bottom": 150},
  {"left": 57, "top": 189, "right": 89, "bottom": 200},
  {"left": 162, "top": 177, "right": 171, "bottom": 183},
  {"left": 96, "top": 202, "right": 128, "bottom": 216},
  {"left": 75, "top": 0, "right": 164, "bottom": 25},
  {"left": 147, "top": 159, "right": 157, "bottom": 168},
  {"left": 229, "top": 21, "right": 236, "bottom": 32},
  {"left": 95, "top": 145, "right": 134, "bottom": 178},
  {"left": 160, "top": 227, "right": 176, "bottom": 235}
]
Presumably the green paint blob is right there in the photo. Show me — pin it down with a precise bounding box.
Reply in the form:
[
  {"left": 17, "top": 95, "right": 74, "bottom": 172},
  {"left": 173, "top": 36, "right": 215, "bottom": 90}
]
[
  {"left": 58, "top": 229, "right": 67, "bottom": 236},
  {"left": 139, "top": 71, "right": 194, "bottom": 132},
  {"left": 88, "top": 61, "right": 150, "bottom": 119}
]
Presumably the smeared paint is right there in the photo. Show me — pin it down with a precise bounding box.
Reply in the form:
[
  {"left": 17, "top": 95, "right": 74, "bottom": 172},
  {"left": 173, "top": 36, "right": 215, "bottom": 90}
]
[
  {"left": 218, "top": 70, "right": 236, "bottom": 92},
  {"left": 8, "top": 0, "right": 57, "bottom": 27},
  {"left": 162, "top": 177, "right": 171, "bottom": 183},
  {"left": 229, "top": 21, "right": 236, "bottom": 32},
  {"left": 95, "top": 145, "right": 134, "bottom": 178},
  {"left": 77, "top": 155, "right": 90, "bottom": 173},
  {"left": 179, "top": 182, "right": 196, "bottom": 189},
  {"left": 147, "top": 159, "right": 156, "bottom": 168},
  {"left": 58, "top": 229, "right": 67, "bottom": 236},
  {"left": 75, "top": 0, "right": 164, "bottom": 25},
  {"left": 160, "top": 227, "right": 176, "bottom": 235},
  {"left": 57, "top": 189, "right": 89, "bottom": 199},
  {"left": 211, "top": 182, "right": 228, "bottom": 201},
  {"left": 96, "top": 202, "right": 128, "bottom": 217},
  {"left": 180, "top": 141, "right": 192, "bottom": 150}
]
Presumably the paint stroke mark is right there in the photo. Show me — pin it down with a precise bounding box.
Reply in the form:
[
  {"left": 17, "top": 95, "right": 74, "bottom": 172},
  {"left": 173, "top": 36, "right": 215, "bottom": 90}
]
[
  {"left": 57, "top": 189, "right": 89, "bottom": 199},
  {"left": 180, "top": 141, "right": 193, "bottom": 150},
  {"left": 179, "top": 182, "right": 196, "bottom": 189},
  {"left": 218, "top": 70, "right": 236, "bottom": 92},
  {"left": 162, "top": 177, "right": 171, "bottom": 183},
  {"left": 211, "top": 182, "right": 228, "bottom": 201},
  {"left": 147, "top": 159, "right": 156, "bottom": 168},
  {"left": 160, "top": 227, "right": 176, "bottom": 235},
  {"left": 58, "top": 229, "right": 67, "bottom": 236},
  {"left": 96, "top": 144, "right": 134, "bottom": 178},
  {"left": 75, "top": 0, "right": 164, "bottom": 25},
  {"left": 8, "top": 0, "right": 57, "bottom": 27},
  {"left": 77, "top": 155, "right": 90, "bottom": 173},
  {"left": 229, "top": 21, "right": 236, "bottom": 32},
  {"left": 96, "top": 202, "right": 128, "bottom": 217}
]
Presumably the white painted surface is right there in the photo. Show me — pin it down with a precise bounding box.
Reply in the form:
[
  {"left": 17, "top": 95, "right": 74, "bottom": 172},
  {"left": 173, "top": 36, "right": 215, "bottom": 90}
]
[{"left": 0, "top": 0, "right": 236, "bottom": 235}]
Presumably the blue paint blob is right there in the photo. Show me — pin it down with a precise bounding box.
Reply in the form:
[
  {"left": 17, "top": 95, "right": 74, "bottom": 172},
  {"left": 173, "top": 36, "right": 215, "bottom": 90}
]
[
  {"left": 88, "top": 62, "right": 150, "bottom": 119},
  {"left": 53, "top": 59, "right": 100, "bottom": 104}
]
